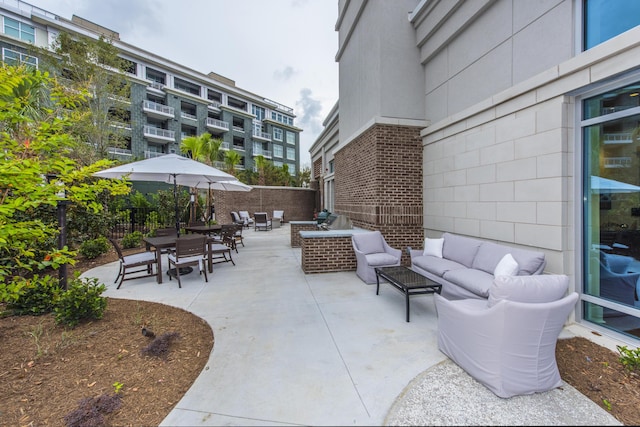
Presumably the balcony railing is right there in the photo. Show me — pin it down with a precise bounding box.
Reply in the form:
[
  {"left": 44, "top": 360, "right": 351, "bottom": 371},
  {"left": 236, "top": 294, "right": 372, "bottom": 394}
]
[
  {"left": 144, "top": 150, "right": 167, "bottom": 159},
  {"left": 142, "top": 100, "right": 175, "bottom": 118},
  {"left": 107, "top": 147, "right": 132, "bottom": 157},
  {"left": 109, "top": 121, "right": 132, "bottom": 131},
  {"left": 206, "top": 118, "right": 229, "bottom": 133},
  {"left": 253, "top": 145, "right": 272, "bottom": 158},
  {"left": 143, "top": 125, "right": 175, "bottom": 143},
  {"left": 208, "top": 101, "right": 221, "bottom": 109},
  {"left": 220, "top": 141, "right": 230, "bottom": 150},
  {"left": 233, "top": 126, "right": 245, "bottom": 133},
  {"left": 252, "top": 130, "right": 271, "bottom": 141},
  {"left": 147, "top": 80, "right": 165, "bottom": 90},
  {"left": 604, "top": 157, "right": 632, "bottom": 168},
  {"left": 181, "top": 111, "right": 197, "bottom": 121},
  {"left": 603, "top": 133, "right": 633, "bottom": 144}
]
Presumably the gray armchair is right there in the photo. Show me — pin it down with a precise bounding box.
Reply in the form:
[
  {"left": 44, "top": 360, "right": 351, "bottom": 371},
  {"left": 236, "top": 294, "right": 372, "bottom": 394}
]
[
  {"left": 435, "top": 274, "right": 578, "bottom": 398},
  {"left": 351, "top": 231, "right": 402, "bottom": 284}
]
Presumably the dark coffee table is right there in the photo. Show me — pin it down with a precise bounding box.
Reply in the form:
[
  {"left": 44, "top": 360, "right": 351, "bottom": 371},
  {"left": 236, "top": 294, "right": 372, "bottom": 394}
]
[{"left": 375, "top": 266, "right": 442, "bottom": 322}]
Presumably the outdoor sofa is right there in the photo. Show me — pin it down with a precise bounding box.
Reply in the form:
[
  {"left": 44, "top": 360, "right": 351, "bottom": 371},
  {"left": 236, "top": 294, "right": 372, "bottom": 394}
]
[{"left": 408, "top": 232, "right": 546, "bottom": 300}]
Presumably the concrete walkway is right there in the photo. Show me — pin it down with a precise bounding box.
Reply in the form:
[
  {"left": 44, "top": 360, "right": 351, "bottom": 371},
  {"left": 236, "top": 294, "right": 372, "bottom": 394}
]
[{"left": 82, "top": 224, "right": 621, "bottom": 426}]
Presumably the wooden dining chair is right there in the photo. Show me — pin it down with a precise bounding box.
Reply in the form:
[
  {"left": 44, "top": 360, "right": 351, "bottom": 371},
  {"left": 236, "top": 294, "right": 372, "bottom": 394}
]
[
  {"left": 108, "top": 238, "right": 157, "bottom": 289},
  {"left": 167, "top": 236, "right": 208, "bottom": 288}
]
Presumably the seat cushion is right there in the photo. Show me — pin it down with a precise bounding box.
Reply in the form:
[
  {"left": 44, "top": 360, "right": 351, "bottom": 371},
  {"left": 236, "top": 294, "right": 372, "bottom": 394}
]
[
  {"left": 365, "top": 253, "right": 400, "bottom": 267},
  {"left": 442, "top": 268, "right": 495, "bottom": 298},
  {"left": 487, "top": 274, "right": 569, "bottom": 307},
  {"left": 412, "top": 255, "right": 465, "bottom": 277}
]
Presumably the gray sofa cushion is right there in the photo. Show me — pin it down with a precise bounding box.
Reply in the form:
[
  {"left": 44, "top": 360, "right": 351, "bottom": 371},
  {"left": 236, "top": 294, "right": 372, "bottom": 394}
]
[
  {"left": 442, "top": 233, "right": 482, "bottom": 268},
  {"left": 443, "top": 268, "right": 495, "bottom": 298},
  {"left": 471, "top": 241, "right": 546, "bottom": 276},
  {"left": 412, "top": 255, "right": 466, "bottom": 277}
]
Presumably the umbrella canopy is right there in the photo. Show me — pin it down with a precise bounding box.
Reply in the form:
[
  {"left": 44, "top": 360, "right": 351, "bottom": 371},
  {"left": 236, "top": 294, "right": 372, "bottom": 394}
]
[
  {"left": 590, "top": 176, "right": 640, "bottom": 193},
  {"left": 94, "top": 154, "right": 236, "bottom": 235},
  {"left": 93, "top": 154, "right": 235, "bottom": 183}
]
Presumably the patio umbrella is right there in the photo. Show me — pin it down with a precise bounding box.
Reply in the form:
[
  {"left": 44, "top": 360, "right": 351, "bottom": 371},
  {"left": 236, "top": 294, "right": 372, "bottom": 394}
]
[
  {"left": 590, "top": 176, "right": 640, "bottom": 193},
  {"left": 93, "top": 154, "right": 235, "bottom": 235}
]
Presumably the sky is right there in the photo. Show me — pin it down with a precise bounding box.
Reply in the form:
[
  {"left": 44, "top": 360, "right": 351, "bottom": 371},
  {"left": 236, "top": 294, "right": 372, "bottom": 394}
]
[{"left": 24, "top": 0, "right": 340, "bottom": 169}]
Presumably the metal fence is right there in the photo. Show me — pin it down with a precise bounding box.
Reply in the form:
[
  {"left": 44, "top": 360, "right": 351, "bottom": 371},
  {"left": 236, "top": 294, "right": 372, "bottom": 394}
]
[{"left": 107, "top": 207, "right": 186, "bottom": 239}]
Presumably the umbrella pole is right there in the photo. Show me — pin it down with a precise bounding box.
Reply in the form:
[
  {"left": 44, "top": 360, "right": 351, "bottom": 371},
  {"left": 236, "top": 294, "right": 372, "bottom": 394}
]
[{"left": 174, "top": 175, "right": 180, "bottom": 237}]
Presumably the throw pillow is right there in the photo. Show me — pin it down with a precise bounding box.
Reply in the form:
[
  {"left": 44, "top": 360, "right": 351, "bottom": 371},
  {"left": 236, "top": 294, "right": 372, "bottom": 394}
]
[
  {"left": 487, "top": 274, "right": 569, "bottom": 308},
  {"left": 424, "top": 237, "right": 444, "bottom": 258},
  {"left": 493, "top": 253, "right": 519, "bottom": 277}
]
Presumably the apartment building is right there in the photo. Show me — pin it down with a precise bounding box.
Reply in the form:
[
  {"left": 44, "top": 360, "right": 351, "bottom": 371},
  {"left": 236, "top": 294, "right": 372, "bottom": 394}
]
[
  {"left": 0, "top": 0, "right": 301, "bottom": 176},
  {"left": 312, "top": 0, "right": 640, "bottom": 344}
]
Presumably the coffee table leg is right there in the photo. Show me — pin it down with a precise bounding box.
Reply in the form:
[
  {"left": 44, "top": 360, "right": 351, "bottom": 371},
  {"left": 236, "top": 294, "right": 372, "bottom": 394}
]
[{"left": 405, "top": 289, "right": 410, "bottom": 322}]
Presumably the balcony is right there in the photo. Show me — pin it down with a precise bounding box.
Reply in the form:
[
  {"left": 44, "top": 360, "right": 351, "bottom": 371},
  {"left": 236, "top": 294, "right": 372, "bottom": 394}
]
[
  {"left": 107, "top": 147, "right": 132, "bottom": 159},
  {"left": 206, "top": 118, "right": 230, "bottom": 134},
  {"left": 604, "top": 157, "right": 632, "bottom": 168},
  {"left": 181, "top": 111, "right": 197, "bottom": 121},
  {"left": 146, "top": 80, "right": 165, "bottom": 94},
  {"left": 142, "top": 100, "right": 175, "bottom": 119},
  {"left": 143, "top": 125, "right": 175, "bottom": 144},
  {"left": 208, "top": 101, "right": 221, "bottom": 110},
  {"left": 220, "top": 141, "right": 230, "bottom": 150},
  {"left": 603, "top": 133, "right": 633, "bottom": 144},
  {"left": 109, "top": 121, "right": 132, "bottom": 131},
  {"left": 253, "top": 145, "right": 272, "bottom": 159},
  {"left": 233, "top": 126, "right": 245, "bottom": 133},
  {"left": 252, "top": 130, "right": 271, "bottom": 141},
  {"left": 144, "top": 150, "right": 167, "bottom": 159}
]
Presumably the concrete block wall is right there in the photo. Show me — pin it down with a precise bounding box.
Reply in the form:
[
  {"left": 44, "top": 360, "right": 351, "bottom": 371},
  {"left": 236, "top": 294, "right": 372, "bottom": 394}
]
[
  {"left": 334, "top": 123, "right": 424, "bottom": 265},
  {"left": 422, "top": 96, "right": 571, "bottom": 274},
  {"left": 301, "top": 235, "right": 356, "bottom": 273},
  {"left": 215, "top": 186, "right": 317, "bottom": 225}
]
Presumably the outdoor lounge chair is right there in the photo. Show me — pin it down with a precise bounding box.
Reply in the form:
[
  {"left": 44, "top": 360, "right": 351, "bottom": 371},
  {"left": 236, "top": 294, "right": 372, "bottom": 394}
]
[
  {"left": 109, "top": 238, "right": 157, "bottom": 289},
  {"left": 167, "top": 235, "right": 208, "bottom": 288},
  {"left": 254, "top": 212, "right": 272, "bottom": 231},
  {"left": 435, "top": 274, "right": 579, "bottom": 398},
  {"left": 351, "top": 231, "right": 401, "bottom": 283},
  {"left": 239, "top": 210, "right": 254, "bottom": 228}
]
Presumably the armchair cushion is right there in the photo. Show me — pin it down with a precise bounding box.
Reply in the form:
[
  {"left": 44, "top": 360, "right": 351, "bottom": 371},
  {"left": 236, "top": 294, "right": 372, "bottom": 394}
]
[
  {"left": 424, "top": 237, "right": 444, "bottom": 258},
  {"left": 487, "top": 274, "right": 569, "bottom": 308}
]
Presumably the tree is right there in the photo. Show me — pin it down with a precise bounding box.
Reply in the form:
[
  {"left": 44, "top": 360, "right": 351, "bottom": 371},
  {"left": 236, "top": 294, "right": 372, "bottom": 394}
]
[
  {"left": 33, "top": 31, "right": 132, "bottom": 165},
  {"left": 0, "top": 64, "right": 128, "bottom": 295},
  {"left": 254, "top": 155, "right": 268, "bottom": 186},
  {"left": 295, "top": 165, "right": 311, "bottom": 188},
  {"left": 224, "top": 150, "right": 242, "bottom": 176}
]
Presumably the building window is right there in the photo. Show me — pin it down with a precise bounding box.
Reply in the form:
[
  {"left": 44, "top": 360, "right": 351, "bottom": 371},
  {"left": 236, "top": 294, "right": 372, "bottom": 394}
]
[
  {"left": 583, "top": 0, "right": 640, "bottom": 50},
  {"left": 286, "top": 131, "right": 295, "bottom": 145},
  {"left": 286, "top": 147, "right": 295, "bottom": 160},
  {"left": 273, "top": 128, "right": 283, "bottom": 141},
  {"left": 2, "top": 48, "right": 37, "bottom": 67},
  {"left": 273, "top": 145, "right": 283, "bottom": 158},
  {"left": 252, "top": 105, "right": 265, "bottom": 121},
  {"left": 273, "top": 160, "right": 283, "bottom": 168},
  {"left": 4, "top": 16, "right": 35, "bottom": 43},
  {"left": 580, "top": 77, "right": 640, "bottom": 341},
  {"left": 270, "top": 111, "right": 294, "bottom": 126}
]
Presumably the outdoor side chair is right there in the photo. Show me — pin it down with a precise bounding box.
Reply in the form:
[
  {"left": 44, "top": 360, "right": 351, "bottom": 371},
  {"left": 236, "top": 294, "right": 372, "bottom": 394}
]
[
  {"left": 167, "top": 235, "right": 208, "bottom": 288},
  {"left": 108, "top": 238, "right": 157, "bottom": 289},
  {"left": 254, "top": 212, "right": 272, "bottom": 231}
]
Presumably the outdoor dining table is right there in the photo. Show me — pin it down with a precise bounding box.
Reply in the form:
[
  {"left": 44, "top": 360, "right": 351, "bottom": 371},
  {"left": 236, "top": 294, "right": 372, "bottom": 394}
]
[
  {"left": 143, "top": 233, "right": 232, "bottom": 283},
  {"left": 184, "top": 224, "right": 222, "bottom": 235}
]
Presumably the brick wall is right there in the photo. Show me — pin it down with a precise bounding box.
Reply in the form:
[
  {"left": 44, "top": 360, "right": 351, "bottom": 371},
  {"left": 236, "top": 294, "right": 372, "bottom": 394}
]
[
  {"left": 301, "top": 235, "right": 357, "bottom": 273},
  {"left": 290, "top": 222, "right": 319, "bottom": 247},
  {"left": 334, "top": 123, "right": 424, "bottom": 265},
  {"left": 215, "top": 186, "right": 318, "bottom": 225}
]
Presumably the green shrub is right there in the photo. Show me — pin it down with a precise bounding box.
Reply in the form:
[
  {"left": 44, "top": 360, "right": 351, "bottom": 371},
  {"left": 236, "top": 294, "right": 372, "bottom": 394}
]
[
  {"left": 54, "top": 277, "right": 107, "bottom": 327},
  {"left": 7, "top": 275, "right": 61, "bottom": 315},
  {"left": 121, "top": 231, "right": 143, "bottom": 249},
  {"left": 618, "top": 345, "right": 640, "bottom": 372},
  {"left": 79, "top": 237, "right": 110, "bottom": 259}
]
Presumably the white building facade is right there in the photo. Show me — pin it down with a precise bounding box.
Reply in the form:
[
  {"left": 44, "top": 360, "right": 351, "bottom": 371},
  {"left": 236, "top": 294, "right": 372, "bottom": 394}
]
[{"left": 313, "top": 0, "right": 640, "bottom": 343}]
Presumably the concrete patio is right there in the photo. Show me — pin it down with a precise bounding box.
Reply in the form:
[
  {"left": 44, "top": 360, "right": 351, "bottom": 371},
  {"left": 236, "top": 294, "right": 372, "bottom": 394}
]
[{"left": 81, "top": 224, "right": 622, "bottom": 426}]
